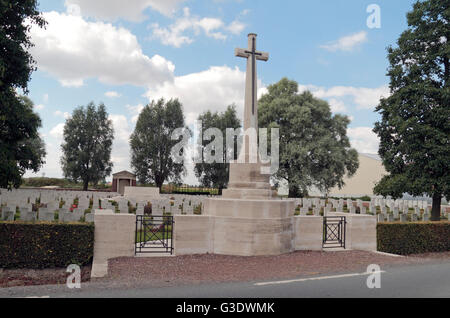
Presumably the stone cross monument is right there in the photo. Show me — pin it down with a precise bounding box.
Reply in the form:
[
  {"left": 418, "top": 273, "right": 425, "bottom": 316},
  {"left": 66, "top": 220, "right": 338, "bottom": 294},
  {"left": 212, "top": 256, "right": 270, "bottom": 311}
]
[
  {"left": 222, "top": 33, "right": 275, "bottom": 200},
  {"left": 200, "top": 33, "right": 296, "bottom": 256},
  {"left": 235, "top": 33, "right": 269, "bottom": 131}
]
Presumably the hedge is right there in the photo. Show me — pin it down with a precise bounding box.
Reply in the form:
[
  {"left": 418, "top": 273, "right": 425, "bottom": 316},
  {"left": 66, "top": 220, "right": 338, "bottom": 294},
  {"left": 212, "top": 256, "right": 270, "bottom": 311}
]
[
  {"left": 377, "top": 222, "right": 450, "bottom": 255},
  {"left": 0, "top": 222, "right": 94, "bottom": 269}
]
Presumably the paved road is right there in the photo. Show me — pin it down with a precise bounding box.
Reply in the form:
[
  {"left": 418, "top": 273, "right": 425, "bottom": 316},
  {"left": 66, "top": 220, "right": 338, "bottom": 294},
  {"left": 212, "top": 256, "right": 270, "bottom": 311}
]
[{"left": 1, "top": 261, "right": 449, "bottom": 298}]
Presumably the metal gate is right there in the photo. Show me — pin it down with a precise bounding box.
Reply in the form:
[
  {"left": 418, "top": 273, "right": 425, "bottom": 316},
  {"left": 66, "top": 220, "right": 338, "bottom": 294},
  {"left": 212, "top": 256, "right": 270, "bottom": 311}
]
[
  {"left": 135, "top": 215, "right": 174, "bottom": 255},
  {"left": 323, "top": 216, "right": 346, "bottom": 249}
]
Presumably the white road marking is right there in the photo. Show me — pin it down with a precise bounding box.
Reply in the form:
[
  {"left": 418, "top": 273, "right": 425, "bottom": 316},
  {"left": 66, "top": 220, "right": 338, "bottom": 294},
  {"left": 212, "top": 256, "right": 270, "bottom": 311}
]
[{"left": 254, "top": 271, "right": 386, "bottom": 286}]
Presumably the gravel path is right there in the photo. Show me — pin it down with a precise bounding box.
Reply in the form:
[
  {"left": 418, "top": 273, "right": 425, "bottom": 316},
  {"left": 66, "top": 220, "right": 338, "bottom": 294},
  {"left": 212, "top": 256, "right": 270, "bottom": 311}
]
[{"left": 101, "top": 250, "right": 449, "bottom": 288}]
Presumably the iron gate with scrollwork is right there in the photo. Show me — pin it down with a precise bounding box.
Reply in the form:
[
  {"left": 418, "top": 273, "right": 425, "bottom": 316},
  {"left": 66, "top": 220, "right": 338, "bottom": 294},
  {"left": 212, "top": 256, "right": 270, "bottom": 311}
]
[
  {"left": 135, "top": 215, "right": 174, "bottom": 255},
  {"left": 323, "top": 216, "right": 346, "bottom": 249}
]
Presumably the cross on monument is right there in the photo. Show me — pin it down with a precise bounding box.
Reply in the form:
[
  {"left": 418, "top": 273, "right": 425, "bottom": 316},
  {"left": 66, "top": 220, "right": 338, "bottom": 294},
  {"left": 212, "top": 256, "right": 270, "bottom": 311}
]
[{"left": 235, "top": 33, "right": 269, "bottom": 130}]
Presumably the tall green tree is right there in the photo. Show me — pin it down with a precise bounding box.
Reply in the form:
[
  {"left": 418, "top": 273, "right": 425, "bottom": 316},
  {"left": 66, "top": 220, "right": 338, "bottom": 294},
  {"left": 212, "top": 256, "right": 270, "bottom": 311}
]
[
  {"left": 0, "top": 0, "right": 46, "bottom": 91},
  {"left": 130, "top": 98, "right": 188, "bottom": 189},
  {"left": 259, "top": 78, "right": 359, "bottom": 198},
  {"left": 195, "top": 105, "right": 241, "bottom": 194},
  {"left": 0, "top": 95, "right": 46, "bottom": 189},
  {"left": 0, "top": 0, "right": 46, "bottom": 188},
  {"left": 61, "top": 102, "right": 114, "bottom": 191},
  {"left": 373, "top": 0, "right": 449, "bottom": 221}
]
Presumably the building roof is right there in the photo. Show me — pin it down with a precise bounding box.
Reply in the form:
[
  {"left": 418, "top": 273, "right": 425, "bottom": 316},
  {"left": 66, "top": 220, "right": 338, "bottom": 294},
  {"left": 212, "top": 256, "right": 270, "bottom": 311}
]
[{"left": 112, "top": 170, "right": 136, "bottom": 178}]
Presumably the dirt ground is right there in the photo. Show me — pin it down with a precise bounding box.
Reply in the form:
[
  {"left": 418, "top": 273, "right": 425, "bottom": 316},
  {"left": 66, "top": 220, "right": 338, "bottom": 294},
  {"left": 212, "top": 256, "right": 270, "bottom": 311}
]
[{"left": 0, "top": 265, "right": 91, "bottom": 288}]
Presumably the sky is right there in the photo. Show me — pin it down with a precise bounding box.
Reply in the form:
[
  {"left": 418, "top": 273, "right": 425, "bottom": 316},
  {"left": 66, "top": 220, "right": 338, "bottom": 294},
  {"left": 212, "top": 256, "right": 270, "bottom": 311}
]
[{"left": 24, "top": 0, "right": 418, "bottom": 184}]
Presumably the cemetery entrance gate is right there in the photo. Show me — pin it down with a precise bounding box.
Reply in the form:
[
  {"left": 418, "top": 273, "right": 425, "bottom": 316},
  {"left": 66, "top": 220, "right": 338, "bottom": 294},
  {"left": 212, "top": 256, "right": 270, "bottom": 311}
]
[
  {"left": 323, "top": 216, "right": 346, "bottom": 249},
  {"left": 135, "top": 215, "right": 174, "bottom": 255}
]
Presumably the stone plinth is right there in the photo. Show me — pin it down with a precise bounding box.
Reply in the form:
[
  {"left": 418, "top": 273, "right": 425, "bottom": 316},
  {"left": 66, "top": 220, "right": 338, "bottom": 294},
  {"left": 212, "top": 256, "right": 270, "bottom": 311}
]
[
  {"left": 202, "top": 197, "right": 296, "bottom": 256},
  {"left": 205, "top": 198, "right": 294, "bottom": 218},
  {"left": 223, "top": 162, "right": 275, "bottom": 200}
]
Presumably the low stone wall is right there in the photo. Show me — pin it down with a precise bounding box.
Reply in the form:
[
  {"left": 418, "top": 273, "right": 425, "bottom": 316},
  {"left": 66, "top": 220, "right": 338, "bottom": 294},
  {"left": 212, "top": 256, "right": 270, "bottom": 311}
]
[
  {"left": 173, "top": 213, "right": 377, "bottom": 256},
  {"left": 173, "top": 215, "right": 213, "bottom": 255},
  {"left": 328, "top": 212, "right": 377, "bottom": 251},
  {"left": 293, "top": 216, "right": 323, "bottom": 251},
  {"left": 91, "top": 211, "right": 135, "bottom": 278}
]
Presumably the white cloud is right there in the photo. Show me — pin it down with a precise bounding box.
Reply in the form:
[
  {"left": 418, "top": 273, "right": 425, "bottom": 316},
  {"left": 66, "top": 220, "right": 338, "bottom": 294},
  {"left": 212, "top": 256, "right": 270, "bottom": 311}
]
[
  {"left": 145, "top": 65, "right": 266, "bottom": 126},
  {"left": 109, "top": 114, "right": 133, "bottom": 172},
  {"left": 150, "top": 7, "right": 243, "bottom": 47},
  {"left": 43, "top": 94, "right": 49, "bottom": 103},
  {"left": 126, "top": 103, "right": 146, "bottom": 123},
  {"left": 320, "top": 31, "right": 368, "bottom": 52},
  {"left": 65, "top": 0, "right": 185, "bottom": 21},
  {"left": 49, "top": 123, "right": 65, "bottom": 139},
  {"left": 347, "top": 127, "right": 380, "bottom": 154},
  {"left": 299, "top": 84, "right": 390, "bottom": 110},
  {"left": 29, "top": 11, "right": 175, "bottom": 88},
  {"left": 105, "top": 91, "right": 122, "bottom": 98},
  {"left": 328, "top": 98, "right": 347, "bottom": 113},
  {"left": 227, "top": 20, "right": 246, "bottom": 35},
  {"left": 35, "top": 104, "right": 45, "bottom": 110},
  {"left": 54, "top": 110, "right": 71, "bottom": 119}
]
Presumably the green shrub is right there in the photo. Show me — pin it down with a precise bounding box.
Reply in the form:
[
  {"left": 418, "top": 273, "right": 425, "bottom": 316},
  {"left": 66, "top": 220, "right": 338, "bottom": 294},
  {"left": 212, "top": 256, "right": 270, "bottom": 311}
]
[
  {"left": 0, "top": 222, "right": 94, "bottom": 269},
  {"left": 377, "top": 222, "right": 450, "bottom": 255}
]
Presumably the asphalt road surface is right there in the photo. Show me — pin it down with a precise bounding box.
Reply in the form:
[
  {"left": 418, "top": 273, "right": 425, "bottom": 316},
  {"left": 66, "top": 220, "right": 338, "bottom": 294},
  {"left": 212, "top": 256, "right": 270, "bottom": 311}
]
[{"left": 1, "top": 261, "right": 449, "bottom": 298}]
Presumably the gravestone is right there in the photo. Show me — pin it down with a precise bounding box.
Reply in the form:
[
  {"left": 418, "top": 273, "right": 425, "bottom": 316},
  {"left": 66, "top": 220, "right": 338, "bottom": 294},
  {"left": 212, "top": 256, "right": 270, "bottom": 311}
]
[
  {"left": 360, "top": 206, "right": 367, "bottom": 215},
  {"left": 1, "top": 208, "right": 14, "bottom": 221},
  {"left": 400, "top": 214, "right": 407, "bottom": 222},
  {"left": 393, "top": 207, "right": 399, "bottom": 219},
  {"left": 313, "top": 206, "right": 321, "bottom": 216},
  {"left": 414, "top": 207, "right": 420, "bottom": 215},
  {"left": 377, "top": 214, "right": 385, "bottom": 222},
  {"left": 38, "top": 208, "right": 54, "bottom": 221},
  {"left": 85, "top": 213, "right": 94, "bottom": 222},
  {"left": 23, "top": 211, "right": 37, "bottom": 222}
]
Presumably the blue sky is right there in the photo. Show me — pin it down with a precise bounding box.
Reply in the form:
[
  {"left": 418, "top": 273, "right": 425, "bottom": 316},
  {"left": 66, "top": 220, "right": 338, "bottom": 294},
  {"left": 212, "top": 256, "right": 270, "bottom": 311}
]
[{"left": 24, "top": 0, "right": 417, "bottom": 183}]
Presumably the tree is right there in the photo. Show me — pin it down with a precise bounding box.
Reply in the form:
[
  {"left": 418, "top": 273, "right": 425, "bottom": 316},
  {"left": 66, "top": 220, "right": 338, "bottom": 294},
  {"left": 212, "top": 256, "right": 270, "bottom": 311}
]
[
  {"left": 259, "top": 78, "right": 359, "bottom": 198},
  {"left": 0, "top": 0, "right": 46, "bottom": 92},
  {"left": 130, "top": 98, "right": 188, "bottom": 189},
  {"left": 61, "top": 102, "right": 114, "bottom": 191},
  {"left": 373, "top": 0, "right": 449, "bottom": 221},
  {"left": 194, "top": 105, "right": 241, "bottom": 194},
  {"left": 0, "top": 95, "right": 46, "bottom": 189},
  {"left": 0, "top": 0, "right": 46, "bottom": 188}
]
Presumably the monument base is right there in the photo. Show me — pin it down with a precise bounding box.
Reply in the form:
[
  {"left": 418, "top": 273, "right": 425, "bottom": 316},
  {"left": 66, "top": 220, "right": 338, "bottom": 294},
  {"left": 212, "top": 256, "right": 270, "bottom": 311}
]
[{"left": 203, "top": 197, "right": 296, "bottom": 256}]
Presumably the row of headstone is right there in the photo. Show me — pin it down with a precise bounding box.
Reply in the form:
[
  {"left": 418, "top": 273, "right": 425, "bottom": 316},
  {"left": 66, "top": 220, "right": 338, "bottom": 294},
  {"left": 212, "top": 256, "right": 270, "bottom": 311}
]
[
  {"left": 0, "top": 206, "right": 97, "bottom": 223},
  {"left": 0, "top": 188, "right": 119, "bottom": 214}
]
